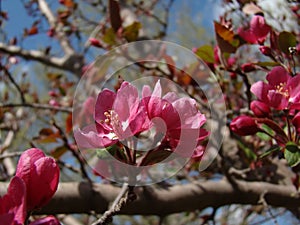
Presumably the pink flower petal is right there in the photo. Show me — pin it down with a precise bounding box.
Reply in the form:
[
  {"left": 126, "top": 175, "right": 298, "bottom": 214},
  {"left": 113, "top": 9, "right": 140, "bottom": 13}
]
[
  {"left": 250, "top": 81, "right": 271, "bottom": 103},
  {"left": 266, "top": 66, "right": 290, "bottom": 86},
  {"left": 74, "top": 125, "right": 117, "bottom": 149},
  {"left": 29, "top": 216, "right": 60, "bottom": 225},
  {"left": 0, "top": 176, "right": 27, "bottom": 225},
  {"left": 113, "top": 82, "right": 139, "bottom": 122},
  {"left": 94, "top": 89, "right": 116, "bottom": 123}
]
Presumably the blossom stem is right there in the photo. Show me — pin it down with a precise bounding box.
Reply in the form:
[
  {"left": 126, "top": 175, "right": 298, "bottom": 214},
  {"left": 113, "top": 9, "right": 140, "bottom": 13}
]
[
  {"left": 124, "top": 145, "right": 133, "bottom": 164},
  {"left": 285, "top": 111, "right": 293, "bottom": 142}
]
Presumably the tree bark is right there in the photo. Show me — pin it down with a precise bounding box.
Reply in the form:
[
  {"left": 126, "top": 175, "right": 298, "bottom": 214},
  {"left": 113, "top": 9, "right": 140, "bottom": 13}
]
[{"left": 1, "top": 179, "right": 298, "bottom": 216}]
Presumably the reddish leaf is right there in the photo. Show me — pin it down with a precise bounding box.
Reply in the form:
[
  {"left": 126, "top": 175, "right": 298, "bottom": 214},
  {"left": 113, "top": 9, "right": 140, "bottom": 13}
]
[
  {"left": 109, "top": 0, "right": 122, "bottom": 32},
  {"left": 139, "top": 149, "right": 173, "bottom": 166},
  {"left": 27, "top": 25, "right": 38, "bottom": 36},
  {"left": 176, "top": 70, "right": 192, "bottom": 86},
  {"left": 0, "top": 11, "right": 8, "bottom": 20},
  {"left": 66, "top": 113, "right": 72, "bottom": 133},
  {"left": 62, "top": 0, "right": 75, "bottom": 8},
  {"left": 214, "top": 21, "right": 234, "bottom": 42},
  {"left": 163, "top": 55, "right": 176, "bottom": 75},
  {"left": 33, "top": 128, "right": 61, "bottom": 144},
  {"left": 51, "top": 146, "right": 68, "bottom": 159}
]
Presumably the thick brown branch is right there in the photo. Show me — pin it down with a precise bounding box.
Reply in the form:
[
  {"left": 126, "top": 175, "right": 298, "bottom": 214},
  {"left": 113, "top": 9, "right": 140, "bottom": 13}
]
[{"left": 0, "top": 180, "right": 297, "bottom": 216}]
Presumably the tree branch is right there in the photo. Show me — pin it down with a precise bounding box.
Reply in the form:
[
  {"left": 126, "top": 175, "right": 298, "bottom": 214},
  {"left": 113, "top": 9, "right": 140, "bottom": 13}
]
[
  {"left": 0, "top": 43, "right": 82, "bottom": 74},
  {"left": 0, "top": 102, "right": 72, "bottom": 113},
  {"left": 0, "top": 179, "right": 297, "bottom": 216},
  {"left": 37, "top": 0, "right": 75, "bottom": 55}
]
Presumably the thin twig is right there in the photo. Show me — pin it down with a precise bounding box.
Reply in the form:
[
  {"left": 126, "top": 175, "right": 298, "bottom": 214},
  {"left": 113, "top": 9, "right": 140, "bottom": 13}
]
[
  {"left": 0, "top": 151, "right": 23, "bottom": 160},
  {"left": 0, "top": 103, "right": 72, "bottom": 113},
  {"left": 91, "top": 183, "right": 131, "bottom": 225},
  {"left": 51, "top": 120, "right": 91, "bottom": 182},
  {"left": 0, "top": 64, "right": 26, "bottom": 103}
]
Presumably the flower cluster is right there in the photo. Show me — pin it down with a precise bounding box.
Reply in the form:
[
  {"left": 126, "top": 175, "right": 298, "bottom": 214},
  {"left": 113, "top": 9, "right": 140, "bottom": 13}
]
[
  {"left": 230, "top": 66, "right": 300, "bottom": 166},
  {"left": 193, "top": 2, "right": 300, "bottom": 168},
  {"left": 0, "top": 148, "right": 60, "bottom": 225},
  {"left": 75, "top": 80, "right": 208, "bottom": 167}
]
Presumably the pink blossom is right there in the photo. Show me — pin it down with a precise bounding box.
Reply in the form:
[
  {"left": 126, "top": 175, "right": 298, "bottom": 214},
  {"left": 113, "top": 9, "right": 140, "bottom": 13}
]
[
  {"left": 75, "top": 82, "right": 150, "bottom": 149},
  {"left": 16, "top": 148, "right": 60, "bottom": 211},
  {"left": 251, "top": 66, "right": 300, "bottom": 110},
  {"left": 238, "top": 15, "right": 271, "bottom": 44},
  {"left": 292, "top": 112, "right": 300, "bottom": 135},
  {"left": 29, "top": 216, "right": 60, "bottom": 225},
  {"left": 0, "top": 176, "right": 27, "bottom": 225},
  {"left": 142, "top": 81, "right": 208, "bottom": 157}
]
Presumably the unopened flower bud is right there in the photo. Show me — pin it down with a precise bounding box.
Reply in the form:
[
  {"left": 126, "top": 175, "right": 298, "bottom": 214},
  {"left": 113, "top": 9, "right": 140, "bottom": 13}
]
[
  {"left": 259, "top": 46, "right": 272, "bottom": 57},
  {"left": 89, "top": 38, "right": 102, "bottom": 48},
  {"left": 241, "top": 63, "right": 256, "bottom": 73},
  {"left": 250, "top": 100, "right": 271, "bottom": 117},
  {"left": 16, "top": 148, "right": 59, "bottom": 211},
  {"left": 230, "top": 115, "right": 260, "bottom": 136}
]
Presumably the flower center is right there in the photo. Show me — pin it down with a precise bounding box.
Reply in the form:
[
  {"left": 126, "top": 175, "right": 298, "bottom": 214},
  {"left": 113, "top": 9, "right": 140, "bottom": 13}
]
[
  {"left": 103, "top": 110, "right": 129, "bottom": 134},
  {"left": 275, "top": 82, "right": 289, "bottom": 98}
]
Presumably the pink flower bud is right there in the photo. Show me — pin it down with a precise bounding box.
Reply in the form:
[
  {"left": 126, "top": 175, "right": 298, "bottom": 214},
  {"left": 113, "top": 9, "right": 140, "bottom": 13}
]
[
  {"left": 29, "top": 216, "right": 60, "bottom": 225},
  {"left": 230, "top": 115, "right": 260, "bottom": 136},
  {"left": 292, "top": 112, "right": 300, "bottom": 135},
  {"left": 47, "top": 27, "right": 55, "bottom": 37},
  {"left": 241, "top": 63, "right": 256, "bottom": 73},
  {"left": 250, "top": 100, "right": 271, "bottom": 117},
  {"left": 49, "top": 99, "right": 60, "bottom": 107},
  {"left": 89, "top": 38, "right": 102, "bottom": 48},
  {"left": 0, "top": 176, "right": 27, "bottom": 225},
  {"left": 48, "top": 90, "right": 58, "bottom": 97},
  {"left": 227, "top": 57, "right": 236, "bottom": 68},
  {"left": 16, "top": 148, "right": 60, "bottom": 211},
  {"left": 230, "top": 72, "right": 237, "bottom": 79},
  {"left": 259, "top": 46, "right": 272, "bottom": 57}
]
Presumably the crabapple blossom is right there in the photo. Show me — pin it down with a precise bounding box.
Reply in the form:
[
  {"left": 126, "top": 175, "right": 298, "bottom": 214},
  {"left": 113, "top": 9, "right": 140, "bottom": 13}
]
[
  {"left": 250, "top": 66, "right": 300, "bottom": 110},
  {"left": 16, "top": 148, "right": 60, "bottom": 211}
]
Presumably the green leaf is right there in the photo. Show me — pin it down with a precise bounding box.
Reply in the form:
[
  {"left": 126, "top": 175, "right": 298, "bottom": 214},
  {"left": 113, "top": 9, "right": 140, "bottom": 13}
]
[
  {"left": 278, "top": 31, "right": 297, "bottom": 54},
  {"left": 259, "top": 145, "right": 280, "bottom": 158},
  {"left": 122, "top": 22, "right": 142, "bottom": 42},
  {"left": 237, "top": 141, "right": 257, "bottom": 161},
  {"left": 96, "top": 145, "right": 119, "bottom": 159},
  {"left": 284, "top": 142, "right": 300, "bottom": 167},
  {"left": 102, "top": 28, "right": 117, "bottom": 45},
  {"left": 195, "top": 45, "right": 214, "bottom": 63},
  {"left": 254, "top": 61, "right": 280, "bottom": 67}
]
